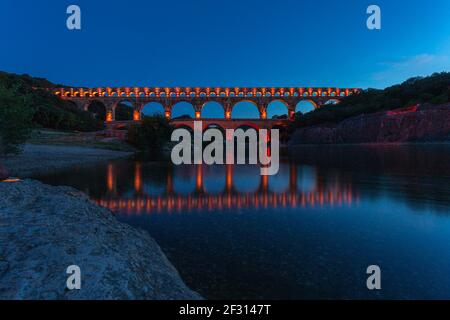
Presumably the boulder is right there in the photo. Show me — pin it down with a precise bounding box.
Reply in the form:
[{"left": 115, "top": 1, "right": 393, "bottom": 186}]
[{"left": 0, "top": 179, "right": 202, "bottom": 300}]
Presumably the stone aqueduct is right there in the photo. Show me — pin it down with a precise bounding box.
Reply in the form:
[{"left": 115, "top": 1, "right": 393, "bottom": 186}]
[{"left": 52, "top": 87, "right": 361, "bottom": 129}]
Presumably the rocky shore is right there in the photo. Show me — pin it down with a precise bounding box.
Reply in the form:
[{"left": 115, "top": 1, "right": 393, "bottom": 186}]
[
  {"left": 0, "top": 179, "right": 201, "bottom": 300},
  {"left": 289, "top": 104, "right": 450, "bottom": 145}
]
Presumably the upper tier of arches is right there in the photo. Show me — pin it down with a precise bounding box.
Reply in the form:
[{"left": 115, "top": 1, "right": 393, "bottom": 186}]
[{"left": 52, "top": 87, "right": 361, "bottom": 98}]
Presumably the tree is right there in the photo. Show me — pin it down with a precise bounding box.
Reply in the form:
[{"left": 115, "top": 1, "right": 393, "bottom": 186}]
[
  {"left": 127, "top": 116, "right": 173, "bottom": 155},
  {"left": 0, "top": 86, "right": 35, "bottom": 155}
]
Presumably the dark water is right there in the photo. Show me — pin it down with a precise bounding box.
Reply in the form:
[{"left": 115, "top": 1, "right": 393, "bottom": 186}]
[{"left": 32, "top": 145, "right": 450, "bottom": 299}]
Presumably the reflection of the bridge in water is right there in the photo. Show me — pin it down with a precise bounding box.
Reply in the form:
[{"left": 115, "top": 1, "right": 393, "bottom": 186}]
[{"left": 93, "top": 162, "right": 358, "bottom": 215}]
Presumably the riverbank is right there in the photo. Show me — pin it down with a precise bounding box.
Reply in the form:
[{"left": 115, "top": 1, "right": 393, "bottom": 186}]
[
  {"left": 28, "top": 129, "right": 134, "bottom": 151},
  {"left": 0, "top": 179, "right": 201, "bottom": 299},
  {"left": 1, "top": 143, "right": 134, "bottom": 178}
]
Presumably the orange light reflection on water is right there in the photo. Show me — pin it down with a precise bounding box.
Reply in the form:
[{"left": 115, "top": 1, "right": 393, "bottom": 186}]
[{"left": 96, "top": 161, "right": 359, "bottom": 215}]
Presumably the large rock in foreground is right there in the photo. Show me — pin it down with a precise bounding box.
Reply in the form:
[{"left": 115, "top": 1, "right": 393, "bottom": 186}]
[
  {"left": 0, "top": 179, "right": 201, "bottom": 300},
  {"left": 289, "top": 104, "right": 450, "bottom": 145}
]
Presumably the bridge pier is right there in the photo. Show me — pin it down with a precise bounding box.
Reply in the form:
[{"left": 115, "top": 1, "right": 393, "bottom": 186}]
[
  {"left": 106, "top": 109, "right": 115, "bottom": 122},
  {"left": 133, "top": 109, "right": 141, "bottom": 121},
  {"left": 193, "top": 102, "right": 203, "bottom": 120},
  {"left": 164, "top": 103, "right": 172, "bottom": 120},
  {"left": 288, "top": 106, "right": 296, "bottom": 120},
  {"left": 224, "top": 102, "right": 232, "bottom": 120},
  {"left": 103, "top": 101, "right": 116, "bottom": 122},
  {"left": 259, "top": 107, "right": 267, "bottom": 120}
]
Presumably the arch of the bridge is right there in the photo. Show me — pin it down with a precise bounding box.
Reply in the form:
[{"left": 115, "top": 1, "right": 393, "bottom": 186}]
[
  {"left": 53, "top": 87, "right": 360, "bottom": 122},
  {"left": 266, "top": 99, "right": 290, "bottom": 118},
  {"left": 201, "top": 101, "right": 226, "bottom": 118}
]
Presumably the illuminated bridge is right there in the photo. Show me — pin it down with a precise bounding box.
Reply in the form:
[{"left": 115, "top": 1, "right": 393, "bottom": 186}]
[
  {"left": 92, "top": 162, "right": 358, "bottom": 215},
  {"left": 52, "top": 87, "right": 361, "bottom": 128}
]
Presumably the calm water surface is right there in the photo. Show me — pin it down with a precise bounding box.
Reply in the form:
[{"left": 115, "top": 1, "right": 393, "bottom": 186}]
[{"left": 33, "top": 145, "right": 450, "bottom": 299}]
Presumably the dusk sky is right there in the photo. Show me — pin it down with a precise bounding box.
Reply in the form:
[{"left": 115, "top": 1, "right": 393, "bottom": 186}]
[{"left": 1, "top": 0, "right": 450, "bottom": 117}]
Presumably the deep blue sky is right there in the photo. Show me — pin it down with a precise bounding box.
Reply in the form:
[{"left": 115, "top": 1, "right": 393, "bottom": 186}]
[{"left": 1, "top": 0, "right": 449, "bottom": 117}]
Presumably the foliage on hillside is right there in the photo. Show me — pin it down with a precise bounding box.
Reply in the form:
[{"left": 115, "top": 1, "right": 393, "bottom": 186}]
[
  {"left": 295, "top": 72, "right": 450, "bottom": 127},
  {"left": 0, "top": 71, "right": 104, "bottom": 132},
  {"left": 0, "top": 86, "right": 35, "bottom": 155}
]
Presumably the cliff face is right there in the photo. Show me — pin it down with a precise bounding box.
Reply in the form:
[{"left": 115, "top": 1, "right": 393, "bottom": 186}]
[
  {"left": 0, "top": 179, "right": 201, "bottom": 300},
  {"left": 289, "top": 104, "right": 450, "bottom": 145}
]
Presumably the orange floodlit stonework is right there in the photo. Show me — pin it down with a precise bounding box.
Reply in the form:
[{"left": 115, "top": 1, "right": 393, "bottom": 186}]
[
  {"left": 49, "top": 86, "right": 360, "bottom": 123},
  {"left": 53, "top": 86, "right": 360, "bottom": 99}
]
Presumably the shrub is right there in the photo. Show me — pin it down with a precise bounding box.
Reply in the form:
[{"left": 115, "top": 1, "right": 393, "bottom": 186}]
[{"left": 126, "top": 116, "right": 173, "bottom": 154}]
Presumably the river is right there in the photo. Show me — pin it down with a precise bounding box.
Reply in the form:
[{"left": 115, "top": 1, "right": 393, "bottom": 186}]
[{"left": 32, "top": 144, "right": 450, "bottom": 299}]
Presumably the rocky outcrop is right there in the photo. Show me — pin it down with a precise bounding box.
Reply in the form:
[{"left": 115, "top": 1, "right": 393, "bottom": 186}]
[
  {"left": 289, "top": 104, "right": 450, "bottom": 145},
  {"left": 0, "top": 179, "right": 201, "bottom": 300}
]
